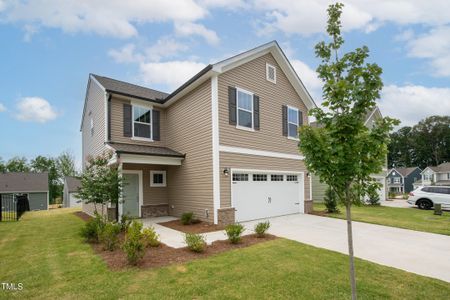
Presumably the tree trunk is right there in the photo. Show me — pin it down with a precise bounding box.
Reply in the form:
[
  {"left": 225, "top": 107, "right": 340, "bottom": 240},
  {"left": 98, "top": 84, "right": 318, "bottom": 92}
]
[{"left": 345, "top": 201, "right": 357, "bottom": 300}]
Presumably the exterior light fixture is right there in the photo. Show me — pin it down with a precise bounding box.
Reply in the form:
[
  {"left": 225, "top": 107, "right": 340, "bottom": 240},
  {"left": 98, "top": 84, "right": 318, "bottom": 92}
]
[{"left": 223, "top": 168, "right": 230, "bottom": 176}]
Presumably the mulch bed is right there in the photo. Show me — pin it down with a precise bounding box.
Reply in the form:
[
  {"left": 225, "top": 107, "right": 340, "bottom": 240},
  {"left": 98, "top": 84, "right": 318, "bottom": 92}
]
[
  {"left": 95, "top": 233, "right": 277, "bottom": 270},
  {"left": 310, "top": 210, "right": 330, "bottom": 217},
  {"left": 74, "top": 211, "right": 93, "bottom": 222},
  {"left": 158, "top": 219, "right": 225, "bottom": 234}
]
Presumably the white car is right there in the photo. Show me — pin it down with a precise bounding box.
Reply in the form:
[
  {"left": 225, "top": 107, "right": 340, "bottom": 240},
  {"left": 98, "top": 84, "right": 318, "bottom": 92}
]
[{"left": 407, "top": 186, "right": 450, "bottom": 209}]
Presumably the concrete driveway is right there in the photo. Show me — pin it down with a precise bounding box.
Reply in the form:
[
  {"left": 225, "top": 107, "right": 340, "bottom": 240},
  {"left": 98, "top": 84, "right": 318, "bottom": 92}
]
[
  {"left": 382, "top": 199, "right": 414, "bottom": 208},
  {"left": 242, "top": 214, "right": 450, "bottom": 283}
]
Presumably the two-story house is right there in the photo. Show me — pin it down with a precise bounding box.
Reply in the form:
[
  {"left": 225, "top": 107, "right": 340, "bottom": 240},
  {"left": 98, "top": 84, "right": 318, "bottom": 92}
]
[
  {"left": 311, "top": 107, "right": 388, "bottom": 202},
  {"left": 386, "top": 167, "right": 421, "bottom": 194},
  {"left": 80, "top": 41, "right": 316, "bottom": 225},
  {"left": 419, "top": 162, "right": 450, "bottom": 187}
]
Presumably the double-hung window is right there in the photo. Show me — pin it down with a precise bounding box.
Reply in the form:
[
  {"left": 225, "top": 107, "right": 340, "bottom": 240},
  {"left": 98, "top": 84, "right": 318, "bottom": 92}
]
[
  {"left": 237, "top": 88, "right": 253, "bottom": 129},
  {"left": 288, "top": 106, "right": 299, "bottom": 139},
  {"left": 133, "top": 105, "right": 152, "bottom": 140},
  {"left": 393, "top": 177, "right": 400, "bottom": 184}
]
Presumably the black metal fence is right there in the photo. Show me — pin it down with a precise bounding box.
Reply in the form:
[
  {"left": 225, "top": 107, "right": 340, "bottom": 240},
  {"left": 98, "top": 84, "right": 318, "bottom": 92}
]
[{"left": 0, "top": 194, "right": 30, "bottom": 221}]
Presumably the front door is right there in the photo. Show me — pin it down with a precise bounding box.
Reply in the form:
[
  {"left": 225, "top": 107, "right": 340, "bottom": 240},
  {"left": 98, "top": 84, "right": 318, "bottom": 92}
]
[{"left": 123, "top": 173, "right": 140, "bottom": 218}]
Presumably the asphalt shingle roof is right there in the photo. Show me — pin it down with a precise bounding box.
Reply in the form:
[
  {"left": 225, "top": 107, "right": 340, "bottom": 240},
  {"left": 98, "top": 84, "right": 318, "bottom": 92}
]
[
  {"left": 392, "top": 167, "right": 419, "bottom": 177},
  {"left": 0, "top": 172, "right": 49, "bottom": 193},
  {"left": 107, "top": 143, "right": 185, "bottom": 158},
  {"left": 65, "top": 176, "right": 81, "bottom": 193},
  {"left": 91, "top": 74, "right": 169, "bottom": 103}
]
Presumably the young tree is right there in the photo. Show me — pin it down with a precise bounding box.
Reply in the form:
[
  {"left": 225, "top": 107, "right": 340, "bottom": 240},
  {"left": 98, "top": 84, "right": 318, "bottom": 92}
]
[
  {"left": 77, "top": 152, "right": 122, "bottom": 217},
  {"left": 0, "top": 157, "right": 5, "bottom": 172},
  {"left": 299, "top": 3, "right": 398, "bottom": 299},
  {"left": 31, "top": 156, "right": 61, "bottom": 203},
  {"left": 57, "top": 151, "right": 77, "bottom": 178}
]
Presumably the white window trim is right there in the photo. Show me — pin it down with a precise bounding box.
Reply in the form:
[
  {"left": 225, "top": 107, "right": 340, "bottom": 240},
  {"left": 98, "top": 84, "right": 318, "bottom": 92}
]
[
  {"left": 236, "top": 87, "right": 254, "bottom": 131},
  {"left": 150, "top": 170, "right": 166, "bottom": 187},
  {"left": 393, "top": 177, "right": 400, "bottom": 184},
  {"left": 287, "top": 105, "right": 300, "bottom": 141},
  {"left": 266, "top": 63, "right": 276, "bottom": 84},
  {"left": 132, "top": 104, "right": 153, "bottom": 141}
]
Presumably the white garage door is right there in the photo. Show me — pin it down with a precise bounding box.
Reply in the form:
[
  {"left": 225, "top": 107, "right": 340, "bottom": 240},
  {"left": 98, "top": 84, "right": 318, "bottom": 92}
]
[{"left": 232, "top": 171, "right": 304, "bottom": 222}]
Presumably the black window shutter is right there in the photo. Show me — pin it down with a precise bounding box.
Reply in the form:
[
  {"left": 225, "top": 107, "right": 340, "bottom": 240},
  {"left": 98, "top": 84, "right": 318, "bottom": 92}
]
[
  {"left": 123, "top": 103, "right": 132, "bottom": 137},
  {"left": 228, "top": 86, "right": 237, "bottom": 125},
  {"left": 282, "top": 105, "right": 288, "bottom": 136},
  {"left": 107, "top": 97, "right": 111, "bottom": 141},
  {"left": 152, "top": 110, "right": 160, "bottom": 141},
  {"left": 298, "top": 110, "right": 303, "bottom": 126},
  {"left": 253, "top": 95, "right": 260, "bottom": 130}
]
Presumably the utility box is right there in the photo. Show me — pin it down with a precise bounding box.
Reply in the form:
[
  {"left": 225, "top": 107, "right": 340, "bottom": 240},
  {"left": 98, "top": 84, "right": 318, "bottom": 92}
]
[{"left": 434, "top": 203, "right": 442, "bottom": 216}]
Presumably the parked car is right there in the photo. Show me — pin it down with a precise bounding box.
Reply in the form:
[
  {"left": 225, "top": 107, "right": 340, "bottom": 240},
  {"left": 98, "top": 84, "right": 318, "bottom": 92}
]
[{"left": 407, "top": 186, "right": 450, "bottom": 209}]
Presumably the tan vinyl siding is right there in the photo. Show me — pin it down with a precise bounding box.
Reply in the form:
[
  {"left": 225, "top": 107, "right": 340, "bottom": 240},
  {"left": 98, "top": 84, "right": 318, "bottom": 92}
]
[
  {"left": 81, "top": 79, "right": 106, "bottom": 169},
  {"left": 122, "top": 163, "right": 168, "bottom": 205},
  {"left": 312, "top": 174, "right": 327, "bottom": 202},
  {"left": 165, "top": 80, "right": 213, "bottom": 222},
  {"left": 218, "top": 53, "right": 309, "bottom": 155},
  {"left": 110, "top": 96, "right": 166, "bottom": 147},
  {"left": 219, "top": 152, "right": 310, "bottom": 208}
]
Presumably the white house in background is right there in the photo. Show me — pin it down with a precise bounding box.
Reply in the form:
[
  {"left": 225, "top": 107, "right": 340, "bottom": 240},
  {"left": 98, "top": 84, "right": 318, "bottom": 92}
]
[
  {"left": 419, "top": 162, "right": 450, "bottom": 187},
  {"left": 63, "top": 176, "right": 81, "bottom": 208}
]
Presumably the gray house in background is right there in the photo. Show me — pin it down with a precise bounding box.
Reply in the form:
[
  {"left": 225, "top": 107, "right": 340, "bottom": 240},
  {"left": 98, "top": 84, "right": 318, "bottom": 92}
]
[
  {"left": 63, "top": 176, "right": 81, "bottom": 208},
  {"left": 386, "top": 167, "right": 421, "bottom": 194},
  {"left": 0, "top": 172, "right": 49, "bottom": 210}
]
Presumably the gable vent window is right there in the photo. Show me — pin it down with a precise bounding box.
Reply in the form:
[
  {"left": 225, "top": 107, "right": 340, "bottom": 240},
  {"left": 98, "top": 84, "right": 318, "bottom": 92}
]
[
  {"left": 266, "top": 63, "right": 276, "bottom": 83},
  {"left": 133, "top": 105, "right": 152, "bottom": 140},
  {"left": 253, "top": 174, "right": 267, "bottom": 181}
]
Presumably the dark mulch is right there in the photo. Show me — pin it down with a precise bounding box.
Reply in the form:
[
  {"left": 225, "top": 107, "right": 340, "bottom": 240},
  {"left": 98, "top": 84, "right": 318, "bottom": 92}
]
[
  {"left": 158, "top": 219, "right": 225, "bottom": 234},
  {"left": 93, "top": 234, "right": 278, "bottom": 270},
  {"left": 310, "top": 210, "right": 329, "bottom": 217},
  {"left": 74, "top": 211, "right": 93, "bottom": 222}
]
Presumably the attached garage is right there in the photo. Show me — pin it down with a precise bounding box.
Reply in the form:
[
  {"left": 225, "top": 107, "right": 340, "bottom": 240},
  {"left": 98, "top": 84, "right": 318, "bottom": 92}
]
[{"left": 231, "top": 170, "right": 304, "bottom": 222}]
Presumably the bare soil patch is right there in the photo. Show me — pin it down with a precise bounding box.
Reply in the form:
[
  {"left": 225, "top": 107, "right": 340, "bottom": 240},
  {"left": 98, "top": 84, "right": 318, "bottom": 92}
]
[
  {"left": 74, "top": 211, "right": 93, "bottom": 222},
  {"left": 93, "top": 234, "right": 277, "bottom": 270},
  {"left": 158, "top": 219, "right": 225, "bottom": 234}
]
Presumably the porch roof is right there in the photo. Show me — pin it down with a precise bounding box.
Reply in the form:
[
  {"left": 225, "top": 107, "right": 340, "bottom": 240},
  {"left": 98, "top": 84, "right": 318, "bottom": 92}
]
[{"left": 107, "top": 142, "right": 185, "bottom": 158}]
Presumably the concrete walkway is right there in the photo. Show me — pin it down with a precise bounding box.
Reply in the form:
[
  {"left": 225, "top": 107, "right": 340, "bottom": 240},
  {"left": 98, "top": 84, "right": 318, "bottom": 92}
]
[
  {"left": 382, "top": 199, "right": 414, "bottom": 208},
  {"left": 143, "top": 214, "right": 450, "bottom": 283}
]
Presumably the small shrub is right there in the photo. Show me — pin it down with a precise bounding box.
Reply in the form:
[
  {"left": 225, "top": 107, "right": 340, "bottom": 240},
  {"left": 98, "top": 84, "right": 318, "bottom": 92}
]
[
  {"left": 122, "top": 220, "right": 144, "bottom": 265},
  {"left": 388, "top": 192, "right": 396, "bottom": 199},
  {"left": 119, "top": 214, "right": 132, "bottom": 232},
  {"left": 80, "top": 213, "right": 105, "bottom": 243},
  {"left": 254, "top": 221, "right": 270, "bottom": 238},
  {"left": 366, "top": 185, "right": 380, "bottom": 206},
  {"left": 402, "top": 193, "right": 409, "bottom": 200},
  {"left": 142, "top": 227, "right": 160, "bottom": 248},
  {"left": 181, "top": 212, "right": 198, "bottom": 225},
  {"left": 324, "top": 186, "right": 339, "bottom": 213},
  {"left": 184, "top": 233, "right": 206, "bottom": 253},
  {"left": 225, "top": 224, "right": 245, "bottom": 244},
  {"left": 100, "top": 222, "right": 121, "bottom": 251}
]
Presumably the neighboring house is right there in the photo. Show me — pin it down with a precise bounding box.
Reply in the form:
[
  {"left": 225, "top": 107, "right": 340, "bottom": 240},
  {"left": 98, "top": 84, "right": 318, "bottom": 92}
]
[
  {"left": 63, "top": 176, "right": 81, "bottom": 208},
  {"left": 0, "top": 172, "right": 49, "bottom": 210},
  {"left": 311, "top": 107, "right": 388, "bottom": 202},
  {"left": 386, "top": 167, "right": 421, "bottom": 194},
  {"left": 80, "top": 41, "right": 316, "bottom": 225},
  {"left": 419, "top": 162, "right": 450, "bottom": 187}
]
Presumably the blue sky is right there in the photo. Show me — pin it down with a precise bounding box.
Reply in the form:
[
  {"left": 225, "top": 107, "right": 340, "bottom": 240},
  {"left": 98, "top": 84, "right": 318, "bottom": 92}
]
[{"left": 1, "top": 0, "right": 450, "bottom": 169}]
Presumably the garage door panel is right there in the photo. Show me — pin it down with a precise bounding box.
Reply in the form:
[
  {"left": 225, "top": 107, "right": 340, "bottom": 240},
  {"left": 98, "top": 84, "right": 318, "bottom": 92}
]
[{"left": 232, "top": 171, "right": 303, "bottom": 222}]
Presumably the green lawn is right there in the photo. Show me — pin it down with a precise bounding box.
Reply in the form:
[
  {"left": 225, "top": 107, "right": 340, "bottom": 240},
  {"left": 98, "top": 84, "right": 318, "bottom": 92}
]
[
  {"left": 314, "top": 203, "right": 450, "bottom": 236},
  {"left": 1, "top": 209, "right": 449, "bottom": 299}
]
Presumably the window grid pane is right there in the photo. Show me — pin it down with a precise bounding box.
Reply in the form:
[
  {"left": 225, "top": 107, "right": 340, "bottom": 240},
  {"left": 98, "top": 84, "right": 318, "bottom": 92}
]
[
  {"left": 288, "top": 123, "right": 298, "bottom": 138},
  {"left": 232, "top": 173, "right": 249, "bottom": 181},
  {"left": 238, "top": 110, "right": 252, "bottom": 128},
  {"left": 237, "top": 91, "right": 252, "bottom": 111},
  {"left": 134, "top": 123, "right": 151, "bottom": 138},
  {"left": 253, "top": 174, "right": 267, "bottom": 181},
  {"left": 288, "top": 108, "right": 298, "bottom": 124},
  {"left": 271, "top": 174, "right": 284, "bottom": 181},
  {"left": 287, "top": 175, "right": 298, "bottom": 181}
]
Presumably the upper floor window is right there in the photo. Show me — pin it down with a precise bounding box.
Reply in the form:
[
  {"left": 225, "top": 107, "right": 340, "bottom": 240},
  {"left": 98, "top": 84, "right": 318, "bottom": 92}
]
[
  {"left": 266, "top": 63, "right": 276, "bottom": 84},
  {"left": 90, "top": 117, "right": 94, "bottom": 137},
  {"left": 133, "top": 105, "right": 152, "bottom": 140},
  {"left": 237, "top": 88, "right": 253, "bottom": 129},
  {"left": 393, "top": 177, "right": 400, "bottom": 184},
  {"left": 423, "top": 173, "right": 431, "bottom": 181},
  {"left": 288, "top": 106, "right": 299, "bottom": 139}
]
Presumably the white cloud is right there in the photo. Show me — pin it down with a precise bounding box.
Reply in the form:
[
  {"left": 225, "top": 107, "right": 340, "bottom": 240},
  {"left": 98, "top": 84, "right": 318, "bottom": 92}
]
[
  {"left": 0, "top": 103, "right": 6, "bottom": 112},
  {"left": 406, "top": 26, "right": 450, "bottom": 77},
  {"left": 15, "top": 97, "right": 58, "bottom": 123},
  {"left": 145, "top": 38, "right": 189, "bottom": 61},
  {"left": 139, "top": 61, "right": 206, "bottom": 90},
  {"left": 0, "top": 0, "right": 206, "bottom": 39},
  {"left": 379, "top": 84, "right": 450, "bottom": 127},
  {"left": 290, "top": 59, "right": 322, "bottom": 99},
  {"left": 108, "top": 44, "right": 143, "bottom": 64},
  {"left": 253, "top": 0, "right": 450, "bottom": 36},
  {"left": 174, "top": 22, "right": 220, "bottom": 45}
]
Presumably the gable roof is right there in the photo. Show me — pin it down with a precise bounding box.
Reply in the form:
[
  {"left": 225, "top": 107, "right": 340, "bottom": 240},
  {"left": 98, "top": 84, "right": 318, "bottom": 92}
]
[
  {"left": 427, "top": 162, "right": 450, "bottom": 173},
  {"left": 389, "top": 167, "right": 420, "bottom": 177},
  {"left": 65, "top": 176, "right": 81, "bottom": 193},
  {"left": 0, "top": 172, "right": 49, "bottom": 193},
  {"left": 85, "top": 40, "right": 316, "bottom": 112},
  {"left": 91, "top": 74, "right": 169, "bottom": 103}
]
